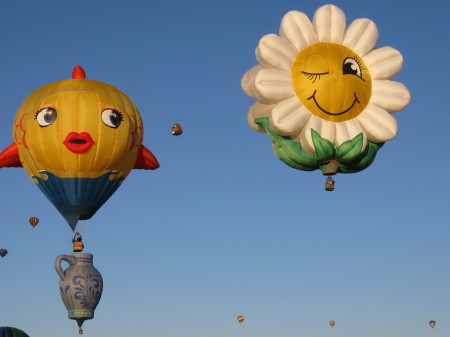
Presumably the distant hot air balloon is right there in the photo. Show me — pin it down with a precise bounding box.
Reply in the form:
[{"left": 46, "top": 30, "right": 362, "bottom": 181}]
[
  {"left": 0, "top": 327, "right": 30, "bottom": 337},
  {"left": 241, "top": 4, "right": 410, "bottom": 188},
  {"left": 0, "top": 249, "right": 8, "bottom": 258},
  {"left": 237, "top": 315, "right": 245, "bottom": 324},
  {"left": 29, "top": 216, "right": 39, "bottom": 227},
  {"left": 0, "top": 65, "right": 160, "bottom": 232},
  {"left": 329, "top": 320, "right": 335, "bottom": 327},
  {"left": 429, "top": 320, "right": 436, "bottom": 329},
  {"left": 171, "top": 123, "right": 183, "bottom": 136}
]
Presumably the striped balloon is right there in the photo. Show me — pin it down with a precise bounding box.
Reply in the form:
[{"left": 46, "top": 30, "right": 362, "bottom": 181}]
[
  {"left": 0, "top": 327, "right": 30, "bottom": 337},
  {"left": 29, "top": 217, "right": 39, "bottom": 227},
  {"left": 237, "top": 316, "right": 244, "bottom": 324}
]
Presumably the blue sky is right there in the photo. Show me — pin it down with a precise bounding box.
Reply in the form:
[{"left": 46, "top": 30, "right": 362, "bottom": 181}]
[{"left": 0, "top": 0, "right": 449, "bottom": 336}]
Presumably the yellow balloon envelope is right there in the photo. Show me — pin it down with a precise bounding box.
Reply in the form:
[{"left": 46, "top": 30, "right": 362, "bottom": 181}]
[{"left": 0, "top": 66, "right": 159, "bottom": 230}]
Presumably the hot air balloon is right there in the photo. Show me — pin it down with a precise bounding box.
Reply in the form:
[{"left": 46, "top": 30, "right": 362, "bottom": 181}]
[
  {"left": 241, "top": 4, "right": 410, "bottom": 188},
  {"left": 329, "top": 320, "right": 335, "bottom": 327},
  {"left": 0, "top": 249, "right": 7, "bottom": 258},
  {"left": 0, "top": 65, "right": 159, "bottom": 232},
  {"left": 0, "top": 327, "right": 30, "bottom": 337},
  {"left": 55, "top": 252, "right": 103, "bottom": 334},
  {"left": 237, "top": 315, "right": 245, "bottom": 324},
  {"left": 171, "top": 123, "right": 183, "bottom": 136},
  {"left": 29, "top": 216, "right": 39, "bottom": 227},
  {"left": 429, "top": 320, "right": 436, "bottom": 329}
]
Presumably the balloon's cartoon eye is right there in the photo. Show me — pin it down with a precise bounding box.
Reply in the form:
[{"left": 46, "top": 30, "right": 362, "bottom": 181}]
[
  {"left": 102, "top": 108, "right": 123, "bottom": 128},
  {"left": 35, "top": 107, "right": 57, "bottom": 127},
  {"left": 343, "top": 57, "right": 364, "bottom": 80},
  {"left": 301, "top": 71, "right": 329, "bottom": 84}
]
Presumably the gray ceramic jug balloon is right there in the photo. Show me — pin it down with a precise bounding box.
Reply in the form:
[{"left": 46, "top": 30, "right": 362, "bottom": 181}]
[{"left": 55, "top": 253, "right": 103, "bottom": 333}]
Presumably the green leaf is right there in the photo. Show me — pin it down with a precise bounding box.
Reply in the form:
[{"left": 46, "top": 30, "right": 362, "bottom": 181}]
[
  {"left": 340, "top": 141, "right": 384, "bottom": 173},
  {"left": 255, "top": 117, "right": 319, "bottom": 171},
  {"left": 311, "top": 129, "right": 335, "bottom": 162},
  {"left": 335, "top": 133, "right": 364, "bottom": 165}
]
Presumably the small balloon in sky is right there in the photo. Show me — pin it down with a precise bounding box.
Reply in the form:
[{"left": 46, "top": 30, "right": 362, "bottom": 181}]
[
  {"left": 0, "top": 249, "right": 8, "bottom": 258},
  {"left": 29, "top": 217, "right": 39, "bottom": 228},
  {"left": 329, "top": 320, "right": 335, "bottom": 327},
  {"left": 429, "top": 320, "right": 436, "bottom": 328},
  {"left": 237, "top": 315, "right": 245, "bottom": 324},
  {"left": 171, "top": 123, "right": 183, "bottom": 136}
]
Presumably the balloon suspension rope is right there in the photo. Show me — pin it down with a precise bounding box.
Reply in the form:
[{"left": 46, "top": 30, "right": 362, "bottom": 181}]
[
  {"left": 75, "top": 220, "right": 89, "bottom": 236},
  {"left": 72, "top": 221, "right": 89, "bottom": 252}
]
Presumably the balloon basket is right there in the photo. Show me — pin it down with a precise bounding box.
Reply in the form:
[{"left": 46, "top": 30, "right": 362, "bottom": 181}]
[
  {"left": 320, "top": 160, "right": 339, "bottom": 175},
  {"left": 72, "top": 232, "right": 84, "bottom": 252},
  {"left": 73, "top": 241, "right": 84, "bottom": 252},
  {"left": 325, "top": 176, "right": 335, "bottom": 191}
]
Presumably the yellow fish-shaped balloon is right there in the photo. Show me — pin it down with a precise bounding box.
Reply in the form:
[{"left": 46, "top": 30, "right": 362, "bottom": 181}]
[{"left": 0, "top": 65, "right": 159, "bottom": 230}]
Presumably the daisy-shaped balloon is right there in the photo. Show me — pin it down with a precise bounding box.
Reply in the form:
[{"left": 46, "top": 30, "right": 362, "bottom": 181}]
[{"left": 242, "top": 4, "right": 410, "bottom": 175}]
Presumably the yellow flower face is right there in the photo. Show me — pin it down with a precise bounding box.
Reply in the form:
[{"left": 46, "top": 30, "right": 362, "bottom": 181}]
[{"left": 292, "top": 42, "right": 372, "bottom": 123}]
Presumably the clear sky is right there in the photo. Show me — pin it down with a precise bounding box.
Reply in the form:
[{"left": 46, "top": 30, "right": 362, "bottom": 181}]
[{"left": 0, "top": 0, "right": 449, "bottom": 336}]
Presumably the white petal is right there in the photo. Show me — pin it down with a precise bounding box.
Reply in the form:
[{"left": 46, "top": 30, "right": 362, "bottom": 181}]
[
  {"left": 256, "top": 34, "right": 298, "bottom": 71},
  {"left": 343, "top": 18, "right": 379, "bottom": 57},
  {"left": 299, "top": 118, "right": 319, "bottom": 154},
  {"left": 270, "top": 96, "right": 311, "bottom": 136},
  {"left": 254, "top": 68, "right": 295, "bottom": 104},
  {"left": 241, "top": 65, "right": 263, "bottom": 98},
  {"left": 299, "top": 115, "right": 336, "bottom": 154},
  {"left": 335, "top": 119, "right": 367, "bottom": 152},
  {"left": 248, "top": 101, "right": 275, "bottom": 133},
  {"left": 280, "top": 10, "right": 318, "bottom": 51},
  {"left": 317, "top": 119, "right": 336, "bottom": 145},
  {"left": 313, "top": 4, "right": 346, "bottom": 43},
  {"left": 371, "top": 80, "right": 411, "bottom": 113},
  {"left": 363, "top": 46, "right": 403, "bottom": 80},
  {"left": 357, "top": 103, "right": 398, "bottom": 142}
]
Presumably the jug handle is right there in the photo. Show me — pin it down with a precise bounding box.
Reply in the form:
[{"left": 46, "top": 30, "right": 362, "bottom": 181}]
[{"left": 54, "top": 255, "right": 78, "bottom": 281}]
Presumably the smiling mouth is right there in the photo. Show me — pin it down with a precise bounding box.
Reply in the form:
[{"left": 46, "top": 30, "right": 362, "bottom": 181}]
[
  {"left": 63, "top": 132, "right": 95, "bottom": 153},
  {"left": 307, "top": 90, "right": 360, "bottom": 116}
]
